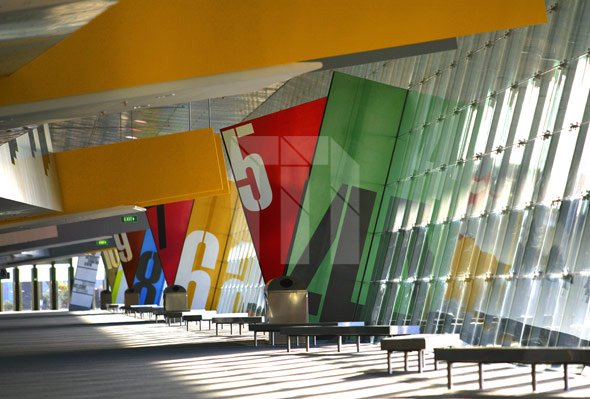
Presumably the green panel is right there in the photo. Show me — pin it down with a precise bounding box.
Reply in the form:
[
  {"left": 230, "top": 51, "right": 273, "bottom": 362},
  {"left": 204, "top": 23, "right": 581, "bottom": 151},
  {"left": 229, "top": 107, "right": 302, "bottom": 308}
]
[{"left": 287, "top": 72, "right": 407, "bottom": 321}]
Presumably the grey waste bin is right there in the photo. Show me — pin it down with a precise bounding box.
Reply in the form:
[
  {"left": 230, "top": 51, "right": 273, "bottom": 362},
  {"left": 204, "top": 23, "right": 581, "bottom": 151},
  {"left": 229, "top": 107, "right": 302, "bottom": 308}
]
[
  {"left": 124, "top": 288, "right": 139, "bottom": 306},
  {"left": 265, "top": 276, "right": 308, "bottom": 324},
  {"left": 164, "top": 285, "right": 188, "bottom": 311},
  {"left": 100, "top": 290, "right": 112, "bottom": 310}
]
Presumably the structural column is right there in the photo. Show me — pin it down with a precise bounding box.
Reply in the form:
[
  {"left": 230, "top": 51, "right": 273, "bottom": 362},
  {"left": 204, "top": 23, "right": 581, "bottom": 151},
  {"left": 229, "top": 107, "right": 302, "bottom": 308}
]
[
  {"left": 50, "top": 262, "right": 58, "bottom": 310},
  {"left": 68, "top": 258, "right": 74, "bottom": 304},
  {"left": 13, "top": 267, "right": 21, "bottom": 311},
  {"left": 32, "top": 265, "right": 40, "bottom": 311}
]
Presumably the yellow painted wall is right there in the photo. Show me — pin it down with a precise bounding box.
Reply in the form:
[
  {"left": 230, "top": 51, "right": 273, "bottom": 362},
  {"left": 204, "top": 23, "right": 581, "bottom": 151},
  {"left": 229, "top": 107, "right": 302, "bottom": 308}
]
[
  {"left": 0, "top": 0, "right": 546, "bottom": 106},
  {"left": 54, "top": 129, "right": 227, "bottom": 213}
]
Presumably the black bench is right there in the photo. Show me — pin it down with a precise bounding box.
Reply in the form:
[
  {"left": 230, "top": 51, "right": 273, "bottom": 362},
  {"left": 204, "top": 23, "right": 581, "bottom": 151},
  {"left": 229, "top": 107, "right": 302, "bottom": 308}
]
[
  {"left": 280, "top": 325, "right": 420, "bottom": 352},
  {"left": 248, "top": 322, "right": 355, "bottom": 346},
  {"left": 434, "top": 347, "right": 590, "bottom": 391},
  {"left": 381, "top": 334, "right": 462, "bottom": 373},
  {"left": 212, "top": 316, "right": 264, "bottom": 336}
]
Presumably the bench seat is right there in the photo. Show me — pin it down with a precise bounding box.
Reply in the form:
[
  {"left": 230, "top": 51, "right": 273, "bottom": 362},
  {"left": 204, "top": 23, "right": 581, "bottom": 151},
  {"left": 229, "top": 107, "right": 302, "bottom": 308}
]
[
  {"left": 248, "top": 322, "right": 363, "bottom": 346},
  {"left": 434, "top": 347, "right": 590, "bottom": 391},
  {"left": 381, "top": 334, "right": 462, "bottom": 373},
  {"left": 280, "top": 325, "right": 420, "bottom": 352}
]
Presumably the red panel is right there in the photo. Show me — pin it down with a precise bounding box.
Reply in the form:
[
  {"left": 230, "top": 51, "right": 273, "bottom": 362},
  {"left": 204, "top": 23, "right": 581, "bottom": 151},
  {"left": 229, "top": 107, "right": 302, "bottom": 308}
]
[
  {"left": 221, "top": 98, "right": 326, "bottom": 281},
  {"left": 146, "top": 200, "right": 194, "bottom": 285},
  {"left": 121, "top": 230, "right": 146, "bottom": 287}
]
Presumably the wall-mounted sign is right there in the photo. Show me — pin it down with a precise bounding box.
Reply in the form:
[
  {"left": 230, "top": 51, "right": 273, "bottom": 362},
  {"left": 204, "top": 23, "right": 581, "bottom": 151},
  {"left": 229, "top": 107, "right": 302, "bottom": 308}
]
[
  {"left": 121, "top": 215, "right": 138, "bottom": 223},
  {"left": 96, "top": 239, "right": 109, "bottom": 246}
]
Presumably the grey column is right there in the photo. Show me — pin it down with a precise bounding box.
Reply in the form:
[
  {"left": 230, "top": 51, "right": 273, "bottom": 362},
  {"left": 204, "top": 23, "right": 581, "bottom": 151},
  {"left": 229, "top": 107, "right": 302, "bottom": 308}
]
[
  {"left": 50, "top": 262, "right": 58, "bottom": 310},
  {"left": 32, "top": 265, "right": 40, "bottom": 311},
  {"left": 13, "top": 267, "right": 21, "bottom": 311}
]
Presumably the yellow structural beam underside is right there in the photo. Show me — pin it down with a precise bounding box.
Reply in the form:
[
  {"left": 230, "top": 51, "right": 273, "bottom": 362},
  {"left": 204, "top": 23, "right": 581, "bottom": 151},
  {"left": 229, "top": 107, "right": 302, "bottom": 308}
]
[
  {"left": 0, "top": 0, "right": 546, "bottom": 106},
  {"left": 54, "top": 129, "right": 228, "bottom": 214}
]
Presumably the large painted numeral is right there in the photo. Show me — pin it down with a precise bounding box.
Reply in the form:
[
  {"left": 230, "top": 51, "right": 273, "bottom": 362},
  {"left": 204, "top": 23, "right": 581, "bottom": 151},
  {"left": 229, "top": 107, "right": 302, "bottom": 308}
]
[
  {"left": 222, "top": 124, "right": 272, "bottom": 211},
  {"left": 134, "top": 251, "right": 163, "bottom": 304},
  {"left": 175, "top": 230, "right": 220, "bottom": 309},
  {"left": 114, "top": 233, "right": 132, "bottom": 262}
]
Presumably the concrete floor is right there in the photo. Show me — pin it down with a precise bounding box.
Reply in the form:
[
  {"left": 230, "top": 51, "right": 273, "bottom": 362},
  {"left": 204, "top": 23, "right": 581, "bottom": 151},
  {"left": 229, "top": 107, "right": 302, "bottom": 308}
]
[{"left": 0, "top": 310, "right": 588, "bottom": 399}]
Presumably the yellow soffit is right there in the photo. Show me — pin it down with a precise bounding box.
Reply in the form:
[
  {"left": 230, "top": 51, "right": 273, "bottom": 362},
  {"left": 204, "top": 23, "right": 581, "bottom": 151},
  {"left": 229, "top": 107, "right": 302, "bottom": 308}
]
[
  {"left": 0, "top": 0, "right": 547, "bottom": 107},
  {"left": 54, "top": 128, "right": 228, "bottom": 214}
]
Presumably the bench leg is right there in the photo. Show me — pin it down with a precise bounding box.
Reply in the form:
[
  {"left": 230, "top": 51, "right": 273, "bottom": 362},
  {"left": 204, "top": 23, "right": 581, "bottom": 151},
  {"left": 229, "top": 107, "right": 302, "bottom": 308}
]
[
  {"left": 404, "top": 352, "right": 408, "bottom": 372},
  {"left": 564, "top": 363, "right": 568, "bottom": 391},
  {"left": 230, "top": 324, "right": 233, "bottom": 335},
  {"left": 216, "top": 323, "right": 219, "bottom": 336},
  {"left": 313, "top": 336, "right": 317, "bottom": 346},
  {"left": 434, "top": 360, "right": 438, "bottom": 371},
  {"left": 239, "top": 323, "right": 243, "bottom": 335},
  {"left": 186, "top": 321, "right": 189, "bottom": 331},
  {"left": 287, "top": 336, "right": 291, "bottom": 353},
  {"left": 337, "top": 336, "right": 342, "bottom": 352},
  {"left": 296, "top": 336, "right": 299, "bottom": 346},
  {"left": 387, "top": 351, "right": 392, "bottom": 375},
  {"left": 447, "top": 362, "right": 452, "bottom": 389},
  {"left": 199, "top": 320, "right": 202, "bottom": 331},
  {"left": 418, "top": 350, "right": 424, "bottom": 373},
  {"left": 306, "top": 336, "right": 310, "bottom": 352},
  {"left": 478, "top": 363, "right": 483, "bottom": 389},
  {"left": 356, "top": 336, "right": 361, "bottom": 352},
  {"left": 531, "top": 364, "right": 536, "bottom": 391},
  {"left": 254, "top": 331, "right": 258, "bottom": 347},
  {"left": 271, "top": 332, "right": 275, "bottom": 346}
]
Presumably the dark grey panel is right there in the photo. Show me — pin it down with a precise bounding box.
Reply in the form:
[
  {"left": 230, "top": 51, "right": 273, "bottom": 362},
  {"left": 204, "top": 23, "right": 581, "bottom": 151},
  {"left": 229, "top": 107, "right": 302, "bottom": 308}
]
[
  {"left": 0, "top": 197, "right": 54, "bottom": 220},
  {"left": 0, "top": 210, "right": 147, "bottom": 255},
  {"left": 0, "top": 238, "right": 115, "bottom": 267},
  {"left": 309, "top": 38, "right": 457, "bottom": 70}
]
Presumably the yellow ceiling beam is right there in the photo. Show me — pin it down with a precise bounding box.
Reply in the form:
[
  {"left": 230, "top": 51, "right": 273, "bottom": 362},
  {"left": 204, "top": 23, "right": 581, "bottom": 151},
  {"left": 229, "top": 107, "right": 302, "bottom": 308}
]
[
  {"left": 0, "top": 0, "right": 546, "bottom": 107},
  {"left": 54, "top": 128, "right": 228, "bottom": 214}
]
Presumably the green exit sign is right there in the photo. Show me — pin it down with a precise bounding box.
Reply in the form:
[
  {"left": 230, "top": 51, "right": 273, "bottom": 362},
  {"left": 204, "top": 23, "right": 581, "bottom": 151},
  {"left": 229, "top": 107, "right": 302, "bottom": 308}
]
[
  {"left": 121, "top": 215, "right": 138, "bottom": 223},
  {"left": 96, "top": 239, "right": 109, "bottom": 246}
]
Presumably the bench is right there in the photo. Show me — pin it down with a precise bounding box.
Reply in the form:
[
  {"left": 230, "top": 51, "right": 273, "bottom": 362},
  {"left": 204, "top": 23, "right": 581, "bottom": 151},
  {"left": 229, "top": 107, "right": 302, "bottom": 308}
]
[
  {"left": 434, "top": 347, "right": 590, "bottom": 391},
  {"left": 181, "top": 310, "right": 217, "bottom": 330},
  {"left": 248, "top": 322, "right": 362, "bottom": 346},
  {"left": 381, "top": 334, "right": 462, "bottom": 373},
  {"left": 280, "top": 325, "right": 420, "bottom": 352},
  {"left": 106, "top": 303, "right": 123, "bottom": 312},
  {"left": 212, "top": 315, "right": 263, "bottom": 335}
]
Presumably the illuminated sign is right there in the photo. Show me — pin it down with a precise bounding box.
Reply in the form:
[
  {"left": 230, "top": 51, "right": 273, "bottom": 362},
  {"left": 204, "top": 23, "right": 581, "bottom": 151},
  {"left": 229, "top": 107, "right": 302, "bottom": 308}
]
[{"left": 121, "top": 215, "right": 138, "bottom": 223}]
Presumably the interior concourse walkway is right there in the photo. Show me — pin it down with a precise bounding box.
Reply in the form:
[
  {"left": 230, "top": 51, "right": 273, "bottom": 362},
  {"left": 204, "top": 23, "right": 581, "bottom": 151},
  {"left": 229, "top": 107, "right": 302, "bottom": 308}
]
[{"left": 0, "top": 311, "right": 589, "bottom": 399}]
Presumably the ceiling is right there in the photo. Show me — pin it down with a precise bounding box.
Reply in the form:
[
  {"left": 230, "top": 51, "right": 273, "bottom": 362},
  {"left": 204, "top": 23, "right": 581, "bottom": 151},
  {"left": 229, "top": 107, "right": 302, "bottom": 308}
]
[{"left": 0, "top": 0, "right": 117, "bottom": 77}]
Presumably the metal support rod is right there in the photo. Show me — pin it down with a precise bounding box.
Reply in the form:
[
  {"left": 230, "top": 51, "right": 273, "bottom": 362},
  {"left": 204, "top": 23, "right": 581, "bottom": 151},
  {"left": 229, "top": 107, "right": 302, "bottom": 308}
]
[
  {"left": 32, "top": 265, "right": 40, "bottom": 311},
  {"left": 531, "top": 364, "right": 536, "bottom": 391},
  {"left": 337, "top": 336, "right": 342, "bottom": 352},
  {"left": 478, "top": 363, "right": 483, "bottom": 389},
  {"left": 564, "top": 363, "right": 568, "bottom": 391},
  {"left": 447, "top": 362, "right": 453, "bottom": 389},
  {"left": 356, "top": 336, "right": 361, "bottom": 352},
  {"left": 404, "top": 351, "right": 408, "bottom": 371},
  {"left": 13, "top": 267, "right": 20, "bottom": 311},
  {"left": 50, "top": 262, "right": 58, "bottom": 310},
  {"left": 387, "top": 351, "right": 392, "bottom": 374}
]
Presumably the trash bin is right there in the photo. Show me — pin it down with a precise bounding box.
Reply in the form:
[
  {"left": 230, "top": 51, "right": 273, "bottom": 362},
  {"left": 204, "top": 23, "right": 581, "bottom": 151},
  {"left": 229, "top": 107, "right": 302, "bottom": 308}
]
[
  {"left": 265, "top": 276, "right": 308, "bottom": 324},
  {"left": 100, "top": 290, "right": 112, "bottom": 310},
  {"left": 124, "top": 288, "right": 139, "bottom": 306},
  {"left": 163, "top": 285, "right": 188, "bottom": 311}
]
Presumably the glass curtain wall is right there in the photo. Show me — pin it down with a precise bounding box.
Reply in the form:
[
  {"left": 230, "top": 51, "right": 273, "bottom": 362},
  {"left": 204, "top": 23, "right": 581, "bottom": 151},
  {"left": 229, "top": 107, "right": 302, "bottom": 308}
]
[{"left": 362, "top": 0, "right": 590, "bottom": 347}]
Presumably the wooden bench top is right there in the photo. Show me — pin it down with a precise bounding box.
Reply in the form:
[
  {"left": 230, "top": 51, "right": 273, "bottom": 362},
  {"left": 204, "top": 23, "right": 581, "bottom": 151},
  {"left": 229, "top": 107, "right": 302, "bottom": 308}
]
[
  {"left": 435, "top": 347, "right": 590, "bottom": 363},
  {"left": 280, "top": 325, "right": 420, "bottom": 336},
  {"left": 381, "top": 334, "right": 462, "bottom": 351},
  {"left": 212, "top": 316, "right": 264, "bottom": 324},
  {"left": 249, "top": 321, "right": 364, "bottom": 332}
]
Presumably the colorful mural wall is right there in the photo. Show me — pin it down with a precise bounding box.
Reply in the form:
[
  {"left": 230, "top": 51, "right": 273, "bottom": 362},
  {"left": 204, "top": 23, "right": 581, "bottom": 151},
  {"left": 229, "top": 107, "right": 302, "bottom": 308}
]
[
  {"left": 222, "top": 73, "right": 408, "bottom": 321},
  {"left": 103, "top": 184, "right": 264, "bottom": 313}
]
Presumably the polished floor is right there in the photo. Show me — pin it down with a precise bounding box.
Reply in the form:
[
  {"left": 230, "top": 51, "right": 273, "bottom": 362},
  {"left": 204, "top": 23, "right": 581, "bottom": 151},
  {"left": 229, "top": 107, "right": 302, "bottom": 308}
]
[{"left": 0, "top": 310, "right": 588, "bottom": 398}]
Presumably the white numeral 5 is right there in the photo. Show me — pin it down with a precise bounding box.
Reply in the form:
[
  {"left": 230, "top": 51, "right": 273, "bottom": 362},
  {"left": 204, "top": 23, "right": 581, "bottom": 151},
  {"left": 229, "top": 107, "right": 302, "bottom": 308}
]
[{"left": 222, "top": 124, "right": 272, "bottom": 211}]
